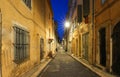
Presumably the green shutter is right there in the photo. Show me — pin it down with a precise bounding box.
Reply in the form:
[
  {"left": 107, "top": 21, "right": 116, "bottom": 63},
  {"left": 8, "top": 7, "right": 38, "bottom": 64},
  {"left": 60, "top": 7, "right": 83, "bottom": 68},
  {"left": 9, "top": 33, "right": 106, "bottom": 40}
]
[
  {"left": 77, "top": 5, "right": 82, "bottom": 23},
  {"left": 83, "top": 0, "right": 90, "bottom": 17}
]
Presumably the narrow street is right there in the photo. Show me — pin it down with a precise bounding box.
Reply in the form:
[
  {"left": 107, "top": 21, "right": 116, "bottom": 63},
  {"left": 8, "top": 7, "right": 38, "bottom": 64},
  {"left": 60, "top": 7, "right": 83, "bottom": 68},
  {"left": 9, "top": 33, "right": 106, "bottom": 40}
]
[
  {"left": 38, "top": 49, "right": 100, "bottom": 77},
  {"left": 0, "top": 0, "right": 120, "bottom": 77}
]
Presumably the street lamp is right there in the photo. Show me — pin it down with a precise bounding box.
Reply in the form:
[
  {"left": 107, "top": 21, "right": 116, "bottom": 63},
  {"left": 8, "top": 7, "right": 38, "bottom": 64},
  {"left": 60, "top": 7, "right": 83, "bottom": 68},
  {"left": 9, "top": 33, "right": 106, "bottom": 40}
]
[
  {"left": 65, "top": 21, "right": 70, "bottom": 28},
  {"left": 64, "top": 21, "right": 70, "bottom": 52}
]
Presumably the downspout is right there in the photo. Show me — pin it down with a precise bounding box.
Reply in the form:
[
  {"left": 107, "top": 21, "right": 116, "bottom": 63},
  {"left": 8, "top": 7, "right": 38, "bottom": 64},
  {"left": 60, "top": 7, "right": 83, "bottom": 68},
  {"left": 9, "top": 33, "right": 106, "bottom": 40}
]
[{"left": 92, "top": 0, "right": 95, "bottom": 65}]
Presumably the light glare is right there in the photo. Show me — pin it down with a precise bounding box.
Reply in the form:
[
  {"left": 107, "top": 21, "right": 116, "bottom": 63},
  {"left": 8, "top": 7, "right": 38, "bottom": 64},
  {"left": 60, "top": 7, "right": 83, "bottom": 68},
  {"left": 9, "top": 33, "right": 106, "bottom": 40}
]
[{"left": 65, "top": 21, "right": 70, "bottom": 28}]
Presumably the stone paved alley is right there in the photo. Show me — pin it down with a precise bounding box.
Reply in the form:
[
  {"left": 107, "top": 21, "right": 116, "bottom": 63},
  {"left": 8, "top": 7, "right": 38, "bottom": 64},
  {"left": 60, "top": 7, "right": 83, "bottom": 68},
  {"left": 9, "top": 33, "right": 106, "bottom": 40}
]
[{"left": 38, "top": 50, "right": 100, "bottom": 77}]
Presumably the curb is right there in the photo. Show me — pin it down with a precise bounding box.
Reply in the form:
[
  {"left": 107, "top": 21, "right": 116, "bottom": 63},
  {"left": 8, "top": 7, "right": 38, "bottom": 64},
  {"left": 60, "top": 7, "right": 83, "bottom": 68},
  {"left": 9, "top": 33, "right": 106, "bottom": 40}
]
[
  {"left": 31, "top": 59, "right": 52, "bottom": 77},
  {"left": 31, "top": 53, "right": 57, "bottom": 77},
  {"left": 67, "top": 53, "right": 116, "bottom": 77}
]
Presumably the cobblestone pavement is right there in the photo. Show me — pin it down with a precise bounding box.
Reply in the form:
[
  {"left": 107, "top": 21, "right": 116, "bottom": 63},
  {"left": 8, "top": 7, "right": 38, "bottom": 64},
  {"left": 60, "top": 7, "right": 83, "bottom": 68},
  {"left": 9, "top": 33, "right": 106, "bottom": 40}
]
[{"left": 38, "top": 51, "right": 100, "bottom": 77}]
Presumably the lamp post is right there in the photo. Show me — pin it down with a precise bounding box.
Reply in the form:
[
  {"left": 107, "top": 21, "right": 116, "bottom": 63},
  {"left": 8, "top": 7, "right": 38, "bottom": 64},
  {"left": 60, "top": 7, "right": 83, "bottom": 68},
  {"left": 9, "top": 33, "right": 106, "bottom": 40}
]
[{"left": 64, "top": 21, "right": 70, "bottom": 52}]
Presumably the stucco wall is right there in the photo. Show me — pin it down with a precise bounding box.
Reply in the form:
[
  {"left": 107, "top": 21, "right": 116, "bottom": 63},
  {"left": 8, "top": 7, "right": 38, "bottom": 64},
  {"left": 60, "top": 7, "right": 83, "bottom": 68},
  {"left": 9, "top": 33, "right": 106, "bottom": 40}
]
[{"left": 0, "top": 0, "right": 53, "bottom": 77}]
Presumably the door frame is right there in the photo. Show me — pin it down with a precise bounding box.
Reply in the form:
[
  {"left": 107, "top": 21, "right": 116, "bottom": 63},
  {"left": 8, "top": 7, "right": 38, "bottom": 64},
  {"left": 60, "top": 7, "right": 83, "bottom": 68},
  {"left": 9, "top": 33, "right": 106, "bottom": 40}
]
[
  {"left": 99, "top": 28, "right": 106, "bottom": 67},
  {"left": 40, "top": 38, "right": 44, "bottom": 60}
]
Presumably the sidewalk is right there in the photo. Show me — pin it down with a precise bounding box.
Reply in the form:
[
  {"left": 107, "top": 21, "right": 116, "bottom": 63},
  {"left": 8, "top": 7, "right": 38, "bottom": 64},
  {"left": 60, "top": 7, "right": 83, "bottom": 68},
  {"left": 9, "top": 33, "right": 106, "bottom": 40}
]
[
  {"left": 21, "top": 58, "right": 52, "bottom": 77},
  {"left": 21, "top": 53, "right": 57, "bottom": 77},
  {"left": 67, "top": 53, "right": 116, "bottom": 77}
]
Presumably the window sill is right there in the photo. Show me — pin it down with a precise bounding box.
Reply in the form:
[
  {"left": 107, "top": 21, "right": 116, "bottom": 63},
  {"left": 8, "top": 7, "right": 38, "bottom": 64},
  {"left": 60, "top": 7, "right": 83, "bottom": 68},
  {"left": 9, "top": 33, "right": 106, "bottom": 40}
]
[{"left": 13, "top": 57, "right": 30, "bottom": 64}]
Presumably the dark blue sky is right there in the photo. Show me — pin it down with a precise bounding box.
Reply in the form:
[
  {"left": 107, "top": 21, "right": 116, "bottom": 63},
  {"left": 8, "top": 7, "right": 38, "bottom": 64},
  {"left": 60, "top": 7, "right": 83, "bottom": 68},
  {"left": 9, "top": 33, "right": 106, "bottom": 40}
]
[{"left": 50, "top": 0, "right": 69, "bottom": 41}]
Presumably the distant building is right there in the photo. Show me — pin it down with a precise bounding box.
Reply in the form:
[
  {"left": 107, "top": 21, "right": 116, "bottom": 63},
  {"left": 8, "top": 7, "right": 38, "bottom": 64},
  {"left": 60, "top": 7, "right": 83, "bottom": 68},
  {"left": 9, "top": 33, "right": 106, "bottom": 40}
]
[{"left": 0, "top": 0, "right": 55, "bottom": 77}]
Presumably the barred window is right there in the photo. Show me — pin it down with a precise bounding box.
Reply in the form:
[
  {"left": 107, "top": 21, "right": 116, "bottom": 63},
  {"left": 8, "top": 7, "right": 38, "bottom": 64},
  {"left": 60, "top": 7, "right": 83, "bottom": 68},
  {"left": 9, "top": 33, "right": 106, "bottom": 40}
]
[
  {"left": 13, "top": 26, "right": 30, "bottom": 63},
  {"left": 23, "top": 0, "right": 31, "bottom": 9}
]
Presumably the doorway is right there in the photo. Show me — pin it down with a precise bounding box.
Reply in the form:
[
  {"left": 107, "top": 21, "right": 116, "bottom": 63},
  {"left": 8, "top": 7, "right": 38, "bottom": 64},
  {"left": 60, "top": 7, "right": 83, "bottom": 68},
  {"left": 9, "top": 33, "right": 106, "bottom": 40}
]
[
  {"left": 79, "top": 35, "right": 81, "bottom": 57},
  {"left": 76, "top": 39, "right": 78, "bottom": 56},
  {"left": 99, "top": 28, "right": 106, "bottom": 66},
  {"left": 82, "top": 33, "right": 89, "bottom": 61},
  {"left": 40, "top": 38, "right": 44, "bottom": 60},
  {"left": 112, "top": 22, "right": 120, "bottom": 75}
]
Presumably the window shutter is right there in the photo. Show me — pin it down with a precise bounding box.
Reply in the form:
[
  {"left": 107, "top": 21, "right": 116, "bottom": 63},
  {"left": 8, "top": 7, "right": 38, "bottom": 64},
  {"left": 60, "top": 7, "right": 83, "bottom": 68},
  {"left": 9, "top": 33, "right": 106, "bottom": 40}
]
[
  {"left": 28, "top": 0, "right": 31, "bottom": 9},
  {"left": 77, "top": 5, "right": 82, "bottom": 23},
  {"left": 83, "top": 0, "right": 90, "bottom": 17}
]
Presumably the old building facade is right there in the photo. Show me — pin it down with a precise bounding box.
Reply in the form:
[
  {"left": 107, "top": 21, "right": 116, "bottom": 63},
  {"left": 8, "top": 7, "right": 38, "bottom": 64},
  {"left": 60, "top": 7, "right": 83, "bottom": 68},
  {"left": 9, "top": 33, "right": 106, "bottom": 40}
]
[
  {"left": 67, "top": 0, "right": 120, "bottom": 76},
  {"left": 45, "top": 0, "right": 56, "bottom": 55},
  {"left": 95, "top": 0, "right": 120, "bottom": 75},
  {"left": 0, "top": 0, "right": 55, "bottom": 77},
  {"left": 68, "top": 0, "right": 94, "bottom": 64}
]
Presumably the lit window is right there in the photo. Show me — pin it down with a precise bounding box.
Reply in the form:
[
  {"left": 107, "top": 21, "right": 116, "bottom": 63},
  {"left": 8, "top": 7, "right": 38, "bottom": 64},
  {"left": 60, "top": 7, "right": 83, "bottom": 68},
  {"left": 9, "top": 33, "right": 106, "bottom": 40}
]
[
  {"left": 23, "top": 0, "right": 31, "bottom": 9},
  {"left": 13, "top": 26, "right": 30, "bottom": 63}
]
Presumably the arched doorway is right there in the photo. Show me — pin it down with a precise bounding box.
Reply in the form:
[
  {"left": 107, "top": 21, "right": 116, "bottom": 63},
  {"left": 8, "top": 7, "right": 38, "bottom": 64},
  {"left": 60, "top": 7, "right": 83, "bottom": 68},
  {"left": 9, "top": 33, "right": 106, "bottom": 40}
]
[{"left": 112, "top": 22, "right": 120, "bottom": 75}]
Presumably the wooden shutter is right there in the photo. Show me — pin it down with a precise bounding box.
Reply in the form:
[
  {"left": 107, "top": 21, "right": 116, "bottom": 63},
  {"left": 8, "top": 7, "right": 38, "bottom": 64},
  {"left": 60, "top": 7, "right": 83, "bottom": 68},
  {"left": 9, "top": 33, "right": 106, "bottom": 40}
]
[
  {"left": 83, "top": 0, "right": 90, "bottom": 17},
  {"left": 77, "top": 5, "right": 82, "bottom": 23}
]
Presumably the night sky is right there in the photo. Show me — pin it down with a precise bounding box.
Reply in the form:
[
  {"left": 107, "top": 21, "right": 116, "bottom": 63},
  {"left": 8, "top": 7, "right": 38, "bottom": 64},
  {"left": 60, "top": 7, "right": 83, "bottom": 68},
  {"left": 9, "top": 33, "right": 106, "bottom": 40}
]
[{"left": 50, "top": 0, "right": 69, "bottom": 41}]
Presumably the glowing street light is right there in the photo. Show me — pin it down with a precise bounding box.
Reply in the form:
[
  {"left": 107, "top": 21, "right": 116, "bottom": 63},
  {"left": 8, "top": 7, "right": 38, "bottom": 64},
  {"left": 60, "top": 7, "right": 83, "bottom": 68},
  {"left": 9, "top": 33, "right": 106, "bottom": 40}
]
[
  {"left": 64, "top": 21, "right": 70, "bottom": 52},
  {"left": 65, "top": 21, "right": 70, "bottom": 28}
]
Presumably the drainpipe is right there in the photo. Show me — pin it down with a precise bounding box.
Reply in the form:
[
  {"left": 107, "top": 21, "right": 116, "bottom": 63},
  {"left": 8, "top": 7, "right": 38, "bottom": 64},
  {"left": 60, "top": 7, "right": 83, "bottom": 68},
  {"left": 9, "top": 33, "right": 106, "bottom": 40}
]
[{"left": 92, "top": 0, "right": 95, "bottom": 65}]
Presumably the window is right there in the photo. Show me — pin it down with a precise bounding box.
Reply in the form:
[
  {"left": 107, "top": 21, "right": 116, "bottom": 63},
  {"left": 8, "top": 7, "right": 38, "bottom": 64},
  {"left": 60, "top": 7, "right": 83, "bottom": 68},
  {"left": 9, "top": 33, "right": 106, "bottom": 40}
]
[
  {"left": 49, "top": 13, "right": 50, "bottom": 19},
  {"left": 101, "top": 0, "right": 106, "bottom": 4},
  {"left": 13, "top": 26, "right": 30, "bottom": 63},
  {"left": 49, "top": 28, "right": 50, "bottom": 37},
  {"left": 23, "top": 0, "right": 31, "bottom": 9}
]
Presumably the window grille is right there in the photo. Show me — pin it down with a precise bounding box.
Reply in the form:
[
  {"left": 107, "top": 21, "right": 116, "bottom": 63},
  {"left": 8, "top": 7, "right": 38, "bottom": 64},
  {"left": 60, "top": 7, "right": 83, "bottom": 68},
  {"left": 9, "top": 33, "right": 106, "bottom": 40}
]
[
  {"left": 13, "top": 26, "right": 30, "bottom": 63},
  {"left": 23, "top": 0, "right": 31, "bottom": 9}
]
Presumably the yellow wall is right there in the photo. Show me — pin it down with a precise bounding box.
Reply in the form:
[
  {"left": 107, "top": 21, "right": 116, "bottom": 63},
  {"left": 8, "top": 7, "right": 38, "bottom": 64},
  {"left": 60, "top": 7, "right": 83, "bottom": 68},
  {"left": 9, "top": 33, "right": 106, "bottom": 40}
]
[
  {"left": 69, "top": 0, "right": 94, "bottom": 64},
  {"left": 0, "top": 0, "right": 53, "bottom": 77},
  {"left": 45, "top": 0, "right": 56, "bottom": 54},
  {"left": 95, "top": 0, "right": 120, "bottom": 71}
]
